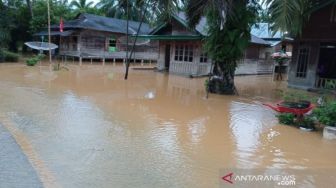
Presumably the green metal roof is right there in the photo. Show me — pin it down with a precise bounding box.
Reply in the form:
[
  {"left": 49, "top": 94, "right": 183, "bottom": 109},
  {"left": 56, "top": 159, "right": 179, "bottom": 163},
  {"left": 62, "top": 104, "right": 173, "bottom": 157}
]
[{"left": 134, "top": 35, "right": 203, "bottom": 40}]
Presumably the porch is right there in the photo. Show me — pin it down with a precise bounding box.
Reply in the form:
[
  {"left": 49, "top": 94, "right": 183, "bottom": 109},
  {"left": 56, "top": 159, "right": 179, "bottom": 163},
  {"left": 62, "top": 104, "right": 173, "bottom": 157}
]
[
  {"left": 315, "top": 77, "right": 336, "bottom": 90},
  {"left": 169, "top": 61, "right": 212, "bottom": 76}
]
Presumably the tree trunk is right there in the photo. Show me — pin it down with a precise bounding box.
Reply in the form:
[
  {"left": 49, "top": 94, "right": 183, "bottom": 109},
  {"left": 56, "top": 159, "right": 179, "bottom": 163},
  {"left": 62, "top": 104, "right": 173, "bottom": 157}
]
[
  {"left": 208, "top": 61, "right": 237, "bottom": 95},
  {"left": 26, "top": 0, "right": 33, "bottom": 18}
]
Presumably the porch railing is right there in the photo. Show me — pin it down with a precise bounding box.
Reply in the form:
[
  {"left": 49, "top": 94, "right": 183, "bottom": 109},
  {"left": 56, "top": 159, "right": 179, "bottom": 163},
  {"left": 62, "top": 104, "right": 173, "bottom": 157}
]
[{"left": 315, "top": 77, "right": 336, "bottom": 89}]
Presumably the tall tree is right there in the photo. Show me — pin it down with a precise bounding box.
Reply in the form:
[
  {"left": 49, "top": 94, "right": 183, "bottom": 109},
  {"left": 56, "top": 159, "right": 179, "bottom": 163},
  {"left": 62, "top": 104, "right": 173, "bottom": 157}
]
[
  {"left": 153, "top": 0, "right": 184, "bottom": 21},
  {"left": 263, "top": 0, "right": 334, "bottom": 37},
  {"left": 70, "top": 0, "right": 94, "bottom": 12},
  {"left": 0, "top": 1, "right": 14, "bottom": 49},
  {"left": 97, "top": 0, "right": 184, "bottom": 23},
  {"left": 186, "top": 0, "right": 259, "bottom": 94},
  {"left": 26, "top": 0, "right": 33, "bottom": 18}
]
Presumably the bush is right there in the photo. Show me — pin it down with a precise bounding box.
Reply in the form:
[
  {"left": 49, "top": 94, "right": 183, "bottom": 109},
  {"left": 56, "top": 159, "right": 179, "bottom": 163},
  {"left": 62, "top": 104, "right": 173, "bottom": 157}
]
[
  {"left": 0, "top": 50, "right": 19, "bottom": 62},
  {"left": 0, "top": 50, "right": 4, "bottom": 62},
  {"left": 296, "top": 116, "right": 315, "bottom": 129},
  {"left": 26, "top": 58, "right": 38, "bottom": 66},
  {"left": 26, "top": 54, "right": 45, "bottom": 66},
  {"left": 277, "top": 113, "right": 295, "bottom": 125},
  {"left": 313, "top": 101, "right": 336, "bottom": 127},
  {"left": 282, "top": 91, "right": 311, "bottom": 103}
]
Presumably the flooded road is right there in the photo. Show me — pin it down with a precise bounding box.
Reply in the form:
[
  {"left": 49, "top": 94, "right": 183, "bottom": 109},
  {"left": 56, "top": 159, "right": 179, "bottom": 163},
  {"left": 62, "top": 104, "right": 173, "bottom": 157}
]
[{"left": 0, "top": 63, "right": 335, "bottom": 188}]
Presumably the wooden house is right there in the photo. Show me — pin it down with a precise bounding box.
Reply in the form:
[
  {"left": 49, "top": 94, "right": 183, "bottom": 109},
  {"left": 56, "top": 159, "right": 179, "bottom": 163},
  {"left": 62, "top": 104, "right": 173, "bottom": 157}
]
[
  {"left": 34, "top": 13, "right": 158, "bottom": 64},
  {"left": 137, "top": 13, "right": 272, "bottom": 76},
  {"left": 288, "top": 2, "right": 336, "bottom": 89},
  {"left": 251, "top": 23, "right": 293, "bottom": 54}
]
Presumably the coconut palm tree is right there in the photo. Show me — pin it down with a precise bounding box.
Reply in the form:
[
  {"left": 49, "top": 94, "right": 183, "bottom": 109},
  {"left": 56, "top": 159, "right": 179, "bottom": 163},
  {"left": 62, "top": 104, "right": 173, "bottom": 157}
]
[
  {"left": 97, "top": 0, "right": 150, "bottom": 22},
  {"left": 263, "top": 0, "right": 334, "bottom": 37},
  {"left": 185, "top": 0, "right": 259, "bottom": 94},
  {"left": 97, "top": 0, "right": 184, "bottom": 23},
  {"left": 70, "top": 0, "right": 94, "bottom": 12},
  {"left": 153, "top": 0, "right": 185, "bottom": 21}
]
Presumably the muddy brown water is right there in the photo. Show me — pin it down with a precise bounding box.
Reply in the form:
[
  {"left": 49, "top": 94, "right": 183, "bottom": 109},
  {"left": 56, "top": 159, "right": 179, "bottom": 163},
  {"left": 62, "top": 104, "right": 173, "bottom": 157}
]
[{"left": 0, "top": 63, "right": 335, "bottom": 188}]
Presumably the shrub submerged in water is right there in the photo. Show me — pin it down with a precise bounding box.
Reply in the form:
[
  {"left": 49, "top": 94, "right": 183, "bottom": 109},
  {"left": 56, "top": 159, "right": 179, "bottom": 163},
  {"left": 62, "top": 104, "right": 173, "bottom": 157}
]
[
  {"left": 26, "top": 54, "right": 45, "bottom": 66},
  {"left": 0, "top": 50, "right": 20, "bottom": 62},
  {"left": 277, "top": 113, "right": 295, "bottom": 125},
  {"left": 313, "top": 101, "right": 336, "bottom": 127}
]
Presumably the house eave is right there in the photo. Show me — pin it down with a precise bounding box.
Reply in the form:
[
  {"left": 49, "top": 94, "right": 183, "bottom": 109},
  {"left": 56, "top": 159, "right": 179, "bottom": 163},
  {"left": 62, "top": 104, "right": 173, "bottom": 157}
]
[{"left": 134, "top": 35, "right": 204, "bottom": 40}]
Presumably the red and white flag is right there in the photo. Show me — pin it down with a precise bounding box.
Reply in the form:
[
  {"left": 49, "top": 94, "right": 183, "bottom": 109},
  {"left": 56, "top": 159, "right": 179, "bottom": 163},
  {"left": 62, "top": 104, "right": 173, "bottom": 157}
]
[{"left": 60, "top": 17, "right": 64, "bottom": 32}]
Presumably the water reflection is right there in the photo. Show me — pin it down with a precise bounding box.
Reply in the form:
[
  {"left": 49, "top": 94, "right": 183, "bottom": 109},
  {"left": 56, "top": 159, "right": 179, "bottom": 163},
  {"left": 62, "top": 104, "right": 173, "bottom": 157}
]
[{"left": 0, "top": 64, "right": 335, "bottom": 187}]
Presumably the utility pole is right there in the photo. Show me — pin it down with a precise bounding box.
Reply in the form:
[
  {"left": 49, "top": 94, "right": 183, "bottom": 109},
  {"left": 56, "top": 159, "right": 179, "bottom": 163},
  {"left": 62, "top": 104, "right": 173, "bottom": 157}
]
[
  {"left": 47, "top": 0, "right": 52, "bottom": 64},
  {"left": 124, "top": 0, "right": 129, "bottom": 80}
]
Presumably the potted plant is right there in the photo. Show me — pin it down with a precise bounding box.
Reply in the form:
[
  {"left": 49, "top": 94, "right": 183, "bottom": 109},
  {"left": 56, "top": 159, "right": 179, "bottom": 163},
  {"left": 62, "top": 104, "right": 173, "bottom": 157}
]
[{"left": 271, "top": 51, "right": 290, "bottom": 81}]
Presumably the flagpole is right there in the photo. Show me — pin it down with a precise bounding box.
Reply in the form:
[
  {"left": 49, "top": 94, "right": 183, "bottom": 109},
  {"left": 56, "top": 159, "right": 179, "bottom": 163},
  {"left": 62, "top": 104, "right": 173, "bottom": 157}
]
[{"left": 47, "top": 0, "right": 52, "bottom": 64}]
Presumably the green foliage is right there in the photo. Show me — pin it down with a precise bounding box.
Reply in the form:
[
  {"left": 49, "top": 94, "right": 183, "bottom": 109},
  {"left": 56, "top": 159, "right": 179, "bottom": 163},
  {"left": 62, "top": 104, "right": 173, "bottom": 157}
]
[
  {"left": 325, "top": 80, "right": 336, "bottom": 90},
  {"left": 2, "top": 50, "right": 20, "bottom": 62},
  {"left": 263, "top": 0, "right": 328, "bottom": 37},
  {"left": 277, "top": 113, "right": 295, "bottom": 125},
  {"left": 29, "top": 0, "right": 78, "bottom": 34},
  {"left": 296, "top": 116, "right": 315, "bottom": 129},
  {"left": 3, "top": 50, "right": 20, "bottom": 62},
  {"left": 313, "top": 101, "right": 336, "bottom": 127},
  {"left": 185, "top": 0, "right": 259, "bottom": 94},
  {"left": 204, "top": 2, "right": 259, "bottom": 64},
  {"left": 26, "top": 54, "right": 45, "bottom": 66},
  {"left": 282, "top": 91, "right": 311, "bottom": 102},
  {"left": 0, "top": 2, "right": 15, "bottom": 48},
  {"left": 204, "top": 79, "right": 209, "bottom": 91}
]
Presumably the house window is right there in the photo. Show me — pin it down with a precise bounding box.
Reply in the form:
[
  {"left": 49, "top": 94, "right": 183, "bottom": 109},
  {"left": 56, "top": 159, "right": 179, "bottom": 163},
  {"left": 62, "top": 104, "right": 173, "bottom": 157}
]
[
  {"left": 174, "top": 44, "right": 194, "bottom": 62},
  {"left": 200, "top": 52, "right": 208, "bottom": 63},
  {"left": 109, "top": 37, "right": 117, "bottom": 52},
  {"left": 296, "top": 47, "right": 310, "bottom": 78}
]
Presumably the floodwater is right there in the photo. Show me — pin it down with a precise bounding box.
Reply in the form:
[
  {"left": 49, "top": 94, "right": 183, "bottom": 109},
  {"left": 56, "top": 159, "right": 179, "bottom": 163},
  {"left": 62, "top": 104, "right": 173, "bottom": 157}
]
[{"left": 0, "top": 62, "right": 335, "bottom": 188}]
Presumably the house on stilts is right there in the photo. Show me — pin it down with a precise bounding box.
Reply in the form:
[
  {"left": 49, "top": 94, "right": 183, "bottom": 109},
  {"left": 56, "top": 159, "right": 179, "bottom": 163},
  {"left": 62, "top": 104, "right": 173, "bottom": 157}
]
[{"left": 34, "top": 13, "right": 159, "bottom": 65}]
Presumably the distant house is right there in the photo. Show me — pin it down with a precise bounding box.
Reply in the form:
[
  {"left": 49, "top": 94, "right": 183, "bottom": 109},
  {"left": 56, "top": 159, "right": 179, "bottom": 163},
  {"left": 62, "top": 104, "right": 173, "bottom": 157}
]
[
  {"left": 34, "top": 13, "right": 158, "bottom": 64},
  {"left": 251, "top": 23, "right": 293, "bottom": 54},
  {"left": 138, "top": 13, "right": 273, "bottom": 76},
  {"left": 288, "top": 2, "right": 336, "bottom": 89}
]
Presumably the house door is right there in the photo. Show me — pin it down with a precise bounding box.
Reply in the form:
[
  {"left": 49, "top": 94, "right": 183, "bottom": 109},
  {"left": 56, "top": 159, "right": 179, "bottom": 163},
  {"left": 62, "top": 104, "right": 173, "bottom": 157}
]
[
  {"left": 318, "top": 43, "right": 336, "bottom": 79},
  {"left": 165, "top": 44, "right": 171, "bottom": 71}
]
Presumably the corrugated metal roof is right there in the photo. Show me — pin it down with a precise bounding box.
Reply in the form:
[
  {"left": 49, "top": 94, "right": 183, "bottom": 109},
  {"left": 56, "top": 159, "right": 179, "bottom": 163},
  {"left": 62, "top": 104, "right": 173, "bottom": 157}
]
[
  {"left": 150, "top": 12, "right": 270, "bottom": 45},
  {"left": 250, "top": 34, "right": 271, "bottom": 45},
  {"left": 50, "top": 13, "right": 151, "bottom": 35},
  {"left": 251, "top": 23, "right": 282, "bottom": 39}
]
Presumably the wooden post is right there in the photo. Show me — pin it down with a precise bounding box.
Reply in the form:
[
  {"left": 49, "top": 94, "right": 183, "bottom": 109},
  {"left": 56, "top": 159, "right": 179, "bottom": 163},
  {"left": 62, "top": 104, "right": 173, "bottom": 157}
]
[
  {"left": 113, "top": 58, "right": 116, "bottom": 66},
  {"left": 103, "top": 58, "right": 105, "bottom": 66},
  {"left": 90, "top": 58, "right": 93, "bottom": 64},
  {"left": 141, "top": 59, "right": 144, "bottom": 66},
  {"left": 79, "top": 57, "right": 82, "bottom": 66}
]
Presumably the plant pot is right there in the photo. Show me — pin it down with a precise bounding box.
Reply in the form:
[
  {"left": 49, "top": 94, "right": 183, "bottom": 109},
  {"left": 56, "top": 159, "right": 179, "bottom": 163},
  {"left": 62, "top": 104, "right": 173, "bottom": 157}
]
[
  {"left": 299, "top": 126, "right": 315, "bottom": 132},
  {"left": 323, "top": 126, "right": 336, "bottom": 140}
]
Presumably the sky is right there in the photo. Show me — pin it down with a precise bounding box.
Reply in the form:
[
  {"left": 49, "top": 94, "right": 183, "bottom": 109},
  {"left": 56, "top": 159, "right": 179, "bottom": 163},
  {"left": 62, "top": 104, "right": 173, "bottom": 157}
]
[{"left": 91, "top": 0, "right": 100, "bottom": 5}]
